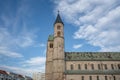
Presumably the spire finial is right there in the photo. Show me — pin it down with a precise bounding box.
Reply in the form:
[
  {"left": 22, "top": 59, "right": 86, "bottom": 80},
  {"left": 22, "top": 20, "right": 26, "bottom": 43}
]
[{"left": 54, "top": 10, "right": 64, "bottom": 25}]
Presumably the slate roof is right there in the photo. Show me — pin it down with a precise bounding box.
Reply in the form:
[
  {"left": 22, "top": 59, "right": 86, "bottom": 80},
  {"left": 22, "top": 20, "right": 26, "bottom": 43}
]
[
  {"left": 48, "top": 35, "right": 54, "bottom": 41},
  {"left": 54, "top": 13, "right": 64, "bottom": 25},
  {"left": 65, "top": 52, "right": 120, "bottom": 61}
]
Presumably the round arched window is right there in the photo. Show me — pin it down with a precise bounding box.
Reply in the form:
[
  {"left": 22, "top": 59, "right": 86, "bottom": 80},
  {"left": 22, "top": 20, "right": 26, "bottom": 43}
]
[
  {"left": 57, "top": 25, "right": 61, "bottom": 30},
  {"left": 49, "top": 43, "right": 53, "bottom": 48},
  {"left": 57, "top": 31, "right": 61, "bottom": 36}
]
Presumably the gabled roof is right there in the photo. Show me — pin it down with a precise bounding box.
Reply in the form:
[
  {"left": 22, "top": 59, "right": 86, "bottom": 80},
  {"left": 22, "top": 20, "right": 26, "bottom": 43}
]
[
  {"left": 65, "top": 52, "right": 120, "bottom": 61},
  {"left": 0, "top": 70, "right": 8, "bottom": 75},
  {"left": 54, "top": 13, "right": 64, "bottom": 25},
  {"left": 48, "top": 35, "right": 54, "bottom": 41}
]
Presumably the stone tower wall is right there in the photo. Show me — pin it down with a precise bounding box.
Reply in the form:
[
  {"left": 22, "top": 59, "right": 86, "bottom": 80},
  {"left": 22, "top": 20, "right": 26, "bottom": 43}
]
[
  {"left": 53, "top": 23, "right": 65, "bottom": 80},
  {"left": 45, "top": 41, "right": 53, "bottom": 80}
]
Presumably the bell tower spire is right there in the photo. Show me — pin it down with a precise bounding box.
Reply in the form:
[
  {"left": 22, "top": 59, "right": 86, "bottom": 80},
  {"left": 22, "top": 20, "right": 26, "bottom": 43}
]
[
  {"left": 54, "top": 11, "right": 64, "bottom": 25},
  {"left": 53, "top": 11, "right": 65, "bottom": 80}
]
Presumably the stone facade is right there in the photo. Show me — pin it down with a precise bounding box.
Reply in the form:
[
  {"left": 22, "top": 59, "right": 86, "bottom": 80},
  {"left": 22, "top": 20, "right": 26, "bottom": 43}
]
[
  {"left": 33, "top": 72, "right": 45, "bottom": 80},
  {"left": 45, "top": 13, "right": 120, "bottom": 80}
]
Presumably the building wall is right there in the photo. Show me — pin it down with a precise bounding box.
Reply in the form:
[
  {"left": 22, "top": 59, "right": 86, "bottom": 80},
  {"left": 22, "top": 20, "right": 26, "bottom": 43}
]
[
  {"left": 0, "top": 74, "right": 10, "bottom": 80},
  {"left": 33, "top": 72, "right": 42, "bottom": 80},
  {"left": 40, "top": 74, "right": 45, "bottom": 80},
  {"left": 65, "top": 61, "right": 120, "bottom": 80}
]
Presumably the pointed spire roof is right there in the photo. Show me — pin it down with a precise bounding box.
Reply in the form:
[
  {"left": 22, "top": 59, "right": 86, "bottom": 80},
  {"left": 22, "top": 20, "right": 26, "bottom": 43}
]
[{"left": 54, "top": 11, "right": 64, "bottom": 25}]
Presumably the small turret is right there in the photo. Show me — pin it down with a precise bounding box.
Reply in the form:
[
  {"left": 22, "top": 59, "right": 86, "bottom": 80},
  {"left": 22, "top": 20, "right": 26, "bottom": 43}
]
[
  {"left": 48, "top": 35, "right": 54, "bottom": 41},
  {"left": 45, "top": 35, "right": 54, "bottom": 80}
]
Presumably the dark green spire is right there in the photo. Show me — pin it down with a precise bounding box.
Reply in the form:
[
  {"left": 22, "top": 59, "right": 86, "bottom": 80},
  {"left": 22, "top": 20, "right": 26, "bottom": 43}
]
[{"left": 54, "top": 11, "right": 64, "bottom": 25}]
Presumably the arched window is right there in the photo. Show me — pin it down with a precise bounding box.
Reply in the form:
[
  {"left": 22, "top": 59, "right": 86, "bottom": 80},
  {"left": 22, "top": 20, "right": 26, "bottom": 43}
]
[
  {"left": 105, "top": 76, "right": 107, "bottom": 80},
  {"left": 91, "top": 64, "right": 94, "bottom": 70},
  {"left": 81, "top": 76, "right": 84, "bottom": 80},
  {"left": 98, "top": 64, "right": 101, "bottom": 70},
  {"left": 113, "top": 76, "right": 116, "bottom": 80},
  {"left": 111, "top": 64, "right": 114, "bottom": 69},
  {"left": 70, "top": 64, "right": 73, "bottom": 70},
  {"left": 57, "top": 31, "right": 61, "bottom": 36},
  {"left": 118, "top": 64, "right": 120, "bottom": 69},
  {"left": 49, "top": 43, "right": 53, "bottom": 48},
  {"left": 97, "top": 76, "right": 99, "bottom": 80},
  {"left": 104, "top": 64, "right": 107, "bottom": 69},
  {"left": 78, "top": 64, "right": 81, "bottom": 70},
  {"left": 89, "top": 76, "right": 92, "bottom": 80},
  {"left": 57, "top": 25, "right": 61, "bottom": 30},
  {"left": 85, "top": 64, "right": 87, "bottom": 69}
]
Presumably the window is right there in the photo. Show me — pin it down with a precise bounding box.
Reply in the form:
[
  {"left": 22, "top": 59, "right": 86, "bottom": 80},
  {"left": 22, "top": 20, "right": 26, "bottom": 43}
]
[
  {"left": 91, "top": 64, "right": 94, "bottom": 70},
  {"left": 105, "top": 76, "right": 107, "bottom": 80},
  {"left": 118, "top": 64, "right": 120, "bottom": 69},
  {"left": 85, "top": 64, "right": 87, "bottom": 69},
  {"left": 98, "top": 64, "right": 101, "bottom": 70},
  {"left": 89, "top": 76, "right": 92, "bottom": 80},
  {"left": 81, "top": 76, "right": 84, "bottom": 80},
  {"left": 49, "top": 43, "right": 53, "bottom": 48},
  {"left": 111, "top": 64, "right": 114, "bottom": 69},
  {"left": 57, "top": 25, "right": 61, "bottom": 30},
  {"left": 78, "top": 64, "right": 81, "bottom": 70},
  {"left": 113, "top": 76, "right": 116, "bottom": 80},
  {"left": 104, "top": 64, "right": 107, "bottom": 70},
  {"left": 57, "top": 31, "right": 61, "bottom": 36},
  {"left": 97, "top": 76, "right": 99, "bottom": 80},
  {"left": 71, "top": 64, "right": 73, "bottom": 70}
]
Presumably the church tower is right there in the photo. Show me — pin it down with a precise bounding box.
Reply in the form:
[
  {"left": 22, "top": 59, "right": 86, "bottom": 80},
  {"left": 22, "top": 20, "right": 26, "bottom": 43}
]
[
  {"left": 46, "top": 12, "right": 64, "bottom": 80},
  {"left": 52, "top": 12, "right": 65, "bottom": 80},
  {"left": 45, "top": 35, "right": 54, "bottom": 80}
]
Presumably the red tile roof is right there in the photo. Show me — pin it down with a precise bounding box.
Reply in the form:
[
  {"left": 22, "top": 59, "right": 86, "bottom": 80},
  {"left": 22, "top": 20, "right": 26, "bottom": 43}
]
[{"left": 0, "top": 70, "right": 8, "bottom": 75}]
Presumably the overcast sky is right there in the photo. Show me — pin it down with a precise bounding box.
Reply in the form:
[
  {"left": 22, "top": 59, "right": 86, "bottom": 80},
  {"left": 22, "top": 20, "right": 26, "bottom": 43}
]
[{"left": 0, "top": 0, "right": 120, "bottom": 76}]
